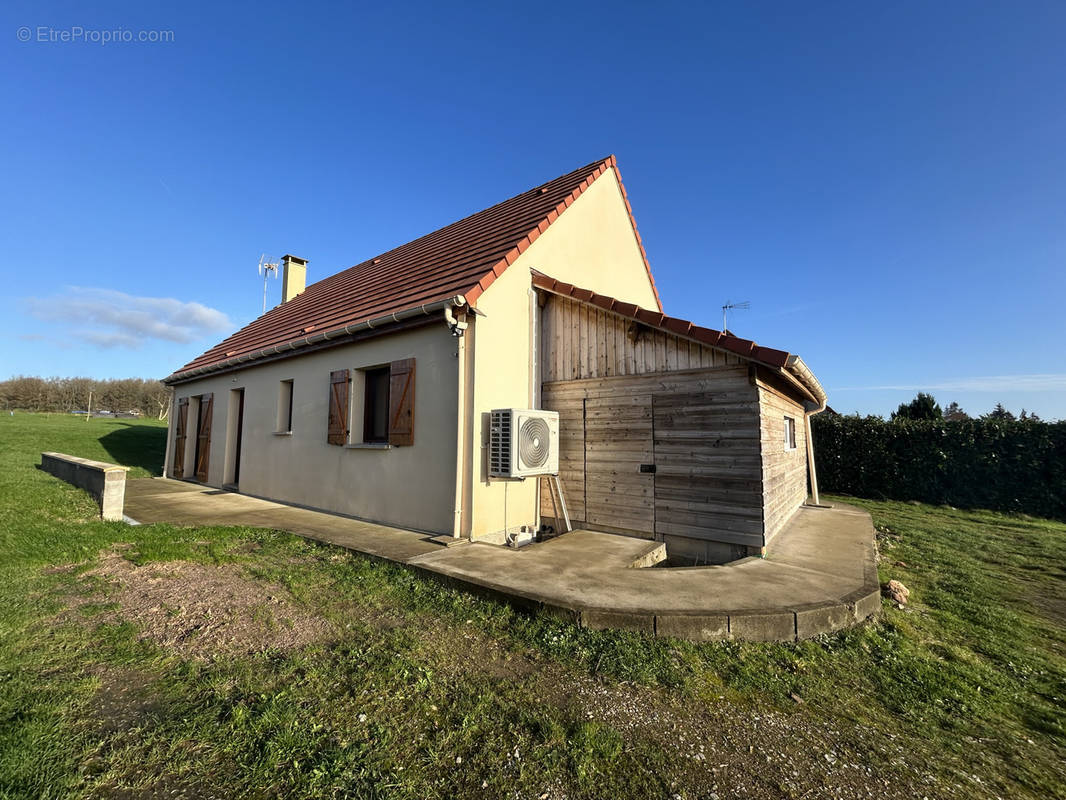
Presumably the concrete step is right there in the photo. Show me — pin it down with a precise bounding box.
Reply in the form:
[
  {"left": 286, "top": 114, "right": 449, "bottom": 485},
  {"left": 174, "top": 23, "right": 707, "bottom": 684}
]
[
  {"left": 429, "top": 534, "right": 468, "bottom": 548},
  {"left": 628, "top": 541, "right": 667, "bottom": 569}
]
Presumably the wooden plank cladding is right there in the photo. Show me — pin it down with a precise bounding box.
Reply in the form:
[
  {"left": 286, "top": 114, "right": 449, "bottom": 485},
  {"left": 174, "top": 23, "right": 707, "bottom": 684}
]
[
  {"left": 584, "top": 394, "right": 654, "bottom": 536},
  {"left": 540, "top": 293, "right": 744, "bottom": 383},
  {"left": 653, "top": 389, "right": 763, "bottom": 547},
  {"left": 537, "top": 290, "right": 816, "bottom": 560},
  {"left": 758, "top": 378, "right": 810, "bottom": 542},
  {"left": 541, "top": 367, "right": 765, "bottom": 550}
]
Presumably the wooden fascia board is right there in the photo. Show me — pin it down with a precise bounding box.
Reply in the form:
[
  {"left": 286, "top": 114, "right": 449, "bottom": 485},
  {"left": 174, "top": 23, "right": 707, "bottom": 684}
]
[{"left": 755, "top": 364, "right": 817, "bottom": 405}]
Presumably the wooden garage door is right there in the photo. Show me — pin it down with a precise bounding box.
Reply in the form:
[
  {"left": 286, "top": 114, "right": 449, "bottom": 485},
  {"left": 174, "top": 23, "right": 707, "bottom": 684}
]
[
  {"left": 583, "top": 394, "right": 655, "bottom": 537},
  {"left": 652, "top": 390, "right": 764, "bottom": 545}
]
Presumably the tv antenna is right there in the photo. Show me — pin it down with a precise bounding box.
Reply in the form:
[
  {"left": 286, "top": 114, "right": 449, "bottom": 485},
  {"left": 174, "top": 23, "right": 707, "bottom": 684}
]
[
  {"left": 722, "top": 300, "right": 749, "bottom": 333},
  {"left": 258, "top": 254, "right": 279, "bottom": 314}
]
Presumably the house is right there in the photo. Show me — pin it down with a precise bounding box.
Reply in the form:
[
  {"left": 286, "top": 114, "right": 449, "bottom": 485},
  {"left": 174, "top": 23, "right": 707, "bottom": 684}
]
[{"left": 162, "top": 156, "right": 826, "bottom": 563}]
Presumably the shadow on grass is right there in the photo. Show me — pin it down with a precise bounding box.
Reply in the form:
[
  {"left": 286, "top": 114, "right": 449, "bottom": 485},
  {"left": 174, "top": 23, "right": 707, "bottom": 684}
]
[{"left": 99, "top": 425, "right": 167, "bottom": 475}]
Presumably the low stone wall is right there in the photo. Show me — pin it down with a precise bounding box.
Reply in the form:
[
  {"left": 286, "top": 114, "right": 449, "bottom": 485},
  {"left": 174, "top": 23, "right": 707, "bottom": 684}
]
[{"left": 41, "top": 452, "right": 129, "bottom": 521}]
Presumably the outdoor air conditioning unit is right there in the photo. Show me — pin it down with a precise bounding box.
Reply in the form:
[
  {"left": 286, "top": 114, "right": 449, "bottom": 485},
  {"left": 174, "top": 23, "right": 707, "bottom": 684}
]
[{"left": 489, "top": 409, "right": 559, "bottom": 479}]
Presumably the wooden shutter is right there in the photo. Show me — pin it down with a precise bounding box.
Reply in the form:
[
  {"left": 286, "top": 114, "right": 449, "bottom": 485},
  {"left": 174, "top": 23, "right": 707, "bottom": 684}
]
[
  {"left": 389, "top": 358, "right": 415, "bottom": 446},
  {"left": 195, "top": 393, "right": 213, "bottom": 482},
  {"left": 328, "top": 369, "right": 349, "bottom": 445},
  {"left": 173, "top": 398, "right": 189, "bottom": 478}
]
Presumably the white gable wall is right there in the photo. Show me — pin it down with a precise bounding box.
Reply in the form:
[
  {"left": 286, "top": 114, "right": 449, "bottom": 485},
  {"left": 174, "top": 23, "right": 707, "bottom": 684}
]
[
  {"left": 466, "top": 167, "right": 659, "bottom": 540},
  {"left": 522, "top": 167, "right": 658, "bottom": 310}
]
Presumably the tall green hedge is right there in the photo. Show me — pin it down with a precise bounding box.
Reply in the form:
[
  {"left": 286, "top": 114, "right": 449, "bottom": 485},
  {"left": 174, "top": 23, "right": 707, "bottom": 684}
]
[{"left": 811, "top": 414, "right": 1066, "bottom": 520}]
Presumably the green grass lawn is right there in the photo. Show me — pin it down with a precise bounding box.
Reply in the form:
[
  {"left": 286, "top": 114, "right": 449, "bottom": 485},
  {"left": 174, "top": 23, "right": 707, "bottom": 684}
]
[{"left": 0, "top": 412, "right": 1063, "bottom": 799}]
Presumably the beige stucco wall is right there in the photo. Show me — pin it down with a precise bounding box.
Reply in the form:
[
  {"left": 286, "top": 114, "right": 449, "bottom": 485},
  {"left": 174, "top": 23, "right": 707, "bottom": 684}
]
[
  {"left": 165, "top": 323, "right": 460, "bottom": 534},
  {"left": 465, "top": 261, "right": 540, "bottom": 540},
  {"left": 465, "top": 166, "right": 661, "bottom": 540},
  {"left": 521, "top": 167, "right": 659, "bottom": 311}
]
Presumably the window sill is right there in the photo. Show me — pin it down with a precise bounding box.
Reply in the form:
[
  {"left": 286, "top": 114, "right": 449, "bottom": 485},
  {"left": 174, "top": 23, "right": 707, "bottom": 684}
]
[
  {"left": 273, "top": 431, "right": 293, "bottom": 436},
  {"left": 345, "top": 442, "right": 391, "bottom": 450}
]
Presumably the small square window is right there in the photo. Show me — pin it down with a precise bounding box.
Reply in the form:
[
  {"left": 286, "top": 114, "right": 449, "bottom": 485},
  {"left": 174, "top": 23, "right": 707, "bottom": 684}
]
[
  {"left": 784, "top": 416, "right": 797, "bottom": 450},
  {"left": 363, "top": 366, "right": 390, "bottom": 443}
]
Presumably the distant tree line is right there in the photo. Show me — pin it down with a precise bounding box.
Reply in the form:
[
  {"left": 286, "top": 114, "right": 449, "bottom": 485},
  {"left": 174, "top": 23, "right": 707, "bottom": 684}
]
[
  {"left": 813, "top": 394, "right": 1065, "bottom": 520},
  {"left": 889, "top": 392, "right": 1044, "bottom": 423},
  {"left": 0, "top": 376, "right": 169, "bottom": 419}
]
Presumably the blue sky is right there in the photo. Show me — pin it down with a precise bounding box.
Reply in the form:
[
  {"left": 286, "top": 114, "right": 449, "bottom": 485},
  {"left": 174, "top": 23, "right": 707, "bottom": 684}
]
[{"left": 2, "top": 1, "right": 1064, "bottom": 419}]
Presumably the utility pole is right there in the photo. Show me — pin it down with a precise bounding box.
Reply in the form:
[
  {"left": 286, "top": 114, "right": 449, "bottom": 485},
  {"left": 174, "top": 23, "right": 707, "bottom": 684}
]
[{"left": 86, "top": 390, "right": 92, "bottom": 422}]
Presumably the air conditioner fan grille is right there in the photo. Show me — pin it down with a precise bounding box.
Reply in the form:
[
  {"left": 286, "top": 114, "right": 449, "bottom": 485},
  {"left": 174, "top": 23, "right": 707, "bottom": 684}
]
[{"left": 519, "top": 416, "right": 550, "bottom": 468}]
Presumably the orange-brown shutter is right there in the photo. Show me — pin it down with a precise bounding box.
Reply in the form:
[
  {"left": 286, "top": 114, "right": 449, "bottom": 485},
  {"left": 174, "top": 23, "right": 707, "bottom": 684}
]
[
  {"left": 173, "top": 397, "right": 188, "bottom": 478},
  {"left": 195, "top": 393, "right": 213, "bottom": 482},
  {"left": 328, "top": 369, "right": 349, "bottom": 445},
  {"left": 389, "top": 358, "right": 415, "bottom": 446}
]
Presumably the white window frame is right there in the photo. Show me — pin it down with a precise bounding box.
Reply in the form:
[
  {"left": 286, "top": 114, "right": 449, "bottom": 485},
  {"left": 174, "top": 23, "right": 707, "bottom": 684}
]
[
  {"left": 784, "top": 415, "right": 797, "bottom": 451},
  {"left": 275, "top": 379, "right": 294, "bottom": 434},
  {"left": 344, "top": 364, "right": 392, "bottom": 449}
]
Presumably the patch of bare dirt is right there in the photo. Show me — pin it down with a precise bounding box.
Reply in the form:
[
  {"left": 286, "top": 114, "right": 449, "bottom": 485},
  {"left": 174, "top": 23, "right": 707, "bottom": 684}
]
[{"left": 65, "top": 550, "right": 335, "bottom": 659}]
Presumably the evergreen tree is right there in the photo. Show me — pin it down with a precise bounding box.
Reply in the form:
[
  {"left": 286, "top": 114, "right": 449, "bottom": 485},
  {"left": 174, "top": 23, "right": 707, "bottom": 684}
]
[
  {"left": 943, "top": 401, "right": 969, "bottom": 421},
  {"left": 985, "top": 403, "right": 1016, "bottom": 421},
  {"left": 891, "top": 392, "right": 943, "bottom": 421}
]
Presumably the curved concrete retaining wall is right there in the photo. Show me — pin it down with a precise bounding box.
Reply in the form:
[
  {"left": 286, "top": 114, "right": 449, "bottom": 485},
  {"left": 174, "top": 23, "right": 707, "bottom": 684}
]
[
  {"left": 404, "top": 505, "right": 884, "bottom": 643},
  {"left": 415, "top": 567, "right": 881, "bottom": 643},
  {"left": 41, "top": 452, "right": 128, "bottom": 521},
  {"left": 578, "top": 586, "right": 882, "bottom": 642}
]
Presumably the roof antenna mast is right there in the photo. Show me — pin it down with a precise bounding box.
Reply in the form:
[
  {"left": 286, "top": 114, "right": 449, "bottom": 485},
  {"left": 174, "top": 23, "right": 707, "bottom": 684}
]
[
  {"left": 721, "top": 300, "right": 750, "bottom": 334},
  {"left": 258, "top": 254, "right": 280, "bottom": 314}
]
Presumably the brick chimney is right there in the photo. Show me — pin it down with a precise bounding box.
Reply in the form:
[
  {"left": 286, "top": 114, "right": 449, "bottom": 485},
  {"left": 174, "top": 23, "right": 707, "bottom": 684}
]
[{"left": 281, "top": 255, "right": 307, "bottom": 303}]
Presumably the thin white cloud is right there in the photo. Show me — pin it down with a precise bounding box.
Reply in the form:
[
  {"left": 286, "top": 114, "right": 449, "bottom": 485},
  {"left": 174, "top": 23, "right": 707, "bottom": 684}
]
[
  {"left": 78, "top": 330, "right": 143, "bottom": 349},
  {"left": 831, "top": 374, "right": 1066, "bottom": 392},
  {"left": 25, "top": 286, "right": 233, "bottom": 348}
]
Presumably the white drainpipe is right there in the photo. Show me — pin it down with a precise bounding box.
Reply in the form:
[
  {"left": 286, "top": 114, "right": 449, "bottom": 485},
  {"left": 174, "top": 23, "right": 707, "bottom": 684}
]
[
  {"left": 803, "top": 401, "right": 825, "bottom": 505},
  {"left": 452, "top": 316, "right": 467, "bottom": 539},
  {"left": 787, "top": 356, "right": 827, "bottom": 506},
  {"left": 529, "top": 286, "right": 542, "bottom": 533},
  {"left": 161, "top": 386, "right": 175, "bottom": 478}
]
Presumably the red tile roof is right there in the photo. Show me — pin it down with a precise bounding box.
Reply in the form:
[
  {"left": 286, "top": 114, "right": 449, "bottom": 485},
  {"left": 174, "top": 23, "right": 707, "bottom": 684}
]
[{"left": 168, "top": 155, "right": 660, "bottom": 382}]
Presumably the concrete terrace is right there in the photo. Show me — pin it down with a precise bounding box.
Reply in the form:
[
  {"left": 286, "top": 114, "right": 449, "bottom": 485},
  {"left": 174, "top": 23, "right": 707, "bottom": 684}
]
[{"left": 124, "top": 479, "right": 881, "bottom": 642}]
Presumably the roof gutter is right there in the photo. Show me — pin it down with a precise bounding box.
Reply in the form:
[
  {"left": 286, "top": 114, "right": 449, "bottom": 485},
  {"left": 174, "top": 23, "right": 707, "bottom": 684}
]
[
  {"left": 163, "top": 295, "right": 468, "bottom": 386},
  {"left": 785, "top": 355, "right": 827, "bottom": 411}
]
